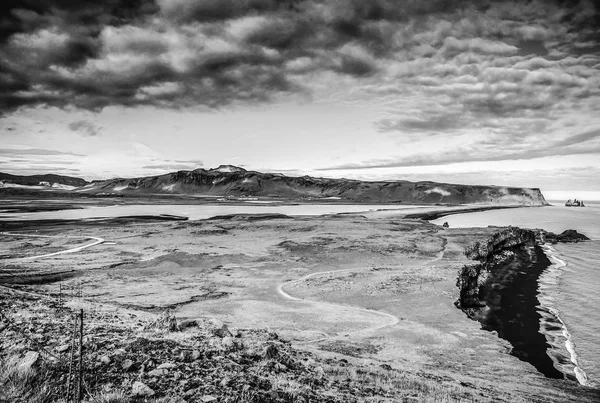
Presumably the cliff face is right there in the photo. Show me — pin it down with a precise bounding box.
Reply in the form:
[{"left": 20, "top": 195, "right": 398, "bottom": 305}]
[
  {"left": 455, "top": 227, "right": 590, "bottom": 316},
  {"left": 455, "top": 227, "right": 538, "bottom": 316},
  {"left": 80, "top": 165, "right": 548, "bottom": 206},
  {"left": 0, "top": 172, "right": 88, "bottom": 187}
]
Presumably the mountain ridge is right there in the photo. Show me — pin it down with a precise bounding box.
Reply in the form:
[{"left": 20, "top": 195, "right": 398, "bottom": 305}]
[{"left": 76, "top": 165, "right": 548, "bottom": 206}]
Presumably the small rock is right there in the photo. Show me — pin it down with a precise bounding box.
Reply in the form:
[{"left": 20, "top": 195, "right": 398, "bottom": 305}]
[
  {"left": 18, "top": 351, "right": 39, "bottom": 372},
  {"left": 274, "top": 363, "right": 288, "bottom": 372},
  {"left": 147, "top": 368, "right": 169, "bottom": 377},
  {"left": 99, "top": 355, "right": 111, "bottom": 365},
  {"left": 201, "top": 396, "right": 217, "bottom": 402},
  {"left": 121, "top": 359, "right": 135, "bottom": 372},
  {"left": 179, "top": 319, "right": 198, "bottom": 329},
  {"left": 56, "top": 344, "right": 70, "bottom": 353},
  {"left": 179, "top": 350, "right": 190, "bottom": 362},
  {"left": 213, "top": 324, "right": 232, "bottom": 338},
  {"left": 221, "top": 336, "right": 234, "bottom": 349},
  {"left": 380, "top": 364, "right": 393, "bottom": 371},
  {"left": 183, "top": 388, "right": 196, "bottom": 398},
  {"left": 191, "top": 350, "right": 201, "bottom": 360},
  {"left": 157, "top": 362, "right": 176, "bottom": 370},
  {"left": 264, "top": 344, "right": 278, "bottom": 359},
  {"left": 132, "top": 381, "right": 154, "bottom": 397}
]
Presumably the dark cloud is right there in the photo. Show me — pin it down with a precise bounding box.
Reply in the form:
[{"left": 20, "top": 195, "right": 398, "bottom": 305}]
[
  {"left": 0, "top": 0, "right": 598, "bottom": 116},
  {"left": 377, "top": 113, "right": 465, "bottom": 133}
]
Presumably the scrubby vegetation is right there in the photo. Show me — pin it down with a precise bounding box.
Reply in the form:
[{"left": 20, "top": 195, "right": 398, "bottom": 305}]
[{"left": 2, "top": 287, "right": 511, "bottom": 403}]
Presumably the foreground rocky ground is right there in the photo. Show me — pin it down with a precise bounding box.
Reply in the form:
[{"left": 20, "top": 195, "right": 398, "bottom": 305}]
[
  {"left": 1, "top": 286, "right": 497, "bottom": 403},
  {"left": 1, "top": 214, "right": 599, "bottom": 402}
]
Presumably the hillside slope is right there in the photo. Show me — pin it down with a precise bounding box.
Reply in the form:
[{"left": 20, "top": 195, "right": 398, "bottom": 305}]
[{"left": 80, "top": 165, "right": 548, "bottom": 206}]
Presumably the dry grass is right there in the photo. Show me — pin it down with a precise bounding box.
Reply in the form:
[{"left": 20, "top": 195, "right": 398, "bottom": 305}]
[{"left": 0, "top": 355, "right": 55, "bottom": 403}]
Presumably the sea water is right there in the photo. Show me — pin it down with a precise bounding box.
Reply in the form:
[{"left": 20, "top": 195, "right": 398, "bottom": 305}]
[{"left": 433, "top": 202, "right": 600, "bottom": 387}]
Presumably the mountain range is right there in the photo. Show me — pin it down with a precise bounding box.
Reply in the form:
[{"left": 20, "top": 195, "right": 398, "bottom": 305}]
[{"left": 0, "top": 166, "right": 548, "bottom": 206}]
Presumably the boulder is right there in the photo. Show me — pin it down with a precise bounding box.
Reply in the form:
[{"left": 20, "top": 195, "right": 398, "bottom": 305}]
[
  {"left": 213, "top": 324, "right": 232, "bottom": 338},
  {"left": 191, "top": 350, "right": 202, "bottom": 360},
  {"left": 179, "top": 319, "right": 198, "bottom": 329},
  {"left": 18, "top": 351, "right": 40, "bottom": 372},
  {"left": 264, "top": 344, "right": 278, "bottom": 359},
  {"left": 157, "top": 362, "right": 176, "bottom": 369},
  {"left": 56, "top": 344, "right": 70, "bottom": 353},
  {"left": 147, "top": 368, "right": 169, "bottom": 377},
  {"left": 121, "top": 359, "right": 135, "bottom": 372},
  {"left": 131, "top": 381, "right": 155, "bottom": 397}
]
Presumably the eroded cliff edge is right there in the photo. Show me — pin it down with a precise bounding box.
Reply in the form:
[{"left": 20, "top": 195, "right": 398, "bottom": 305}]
[{"left": 455, "top": 227, "right": 590, "bottom": 380}]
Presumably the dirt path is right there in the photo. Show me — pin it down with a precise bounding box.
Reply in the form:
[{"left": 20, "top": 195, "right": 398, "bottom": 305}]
[
  {"left": 0, "top": 232, "right": 105, "bottom": 260},
  {"left": 277, "top": 233, "right": 448, "bottom": 344}
]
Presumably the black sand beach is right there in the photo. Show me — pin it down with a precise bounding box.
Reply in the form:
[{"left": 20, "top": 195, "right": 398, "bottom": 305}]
[{"left": 476, "top": 246, "right": 568, "bottom": 380}]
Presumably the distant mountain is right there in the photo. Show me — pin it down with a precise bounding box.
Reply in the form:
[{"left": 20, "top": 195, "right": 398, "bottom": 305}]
[
  {"left": 76, "top": 165, "right": 548, "bottom": 206},
  {"left": 0, "top": 172, "right": 89, "bottom": 188}
]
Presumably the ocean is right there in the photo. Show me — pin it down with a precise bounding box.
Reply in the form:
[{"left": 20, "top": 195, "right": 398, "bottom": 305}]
[{"left": 433, "top": 202, "right": 600, "bottom": 387}]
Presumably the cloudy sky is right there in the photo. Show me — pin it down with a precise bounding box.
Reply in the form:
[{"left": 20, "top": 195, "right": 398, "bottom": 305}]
[{"left": 1, "top": 0, "right": 599, "bottom": 196}]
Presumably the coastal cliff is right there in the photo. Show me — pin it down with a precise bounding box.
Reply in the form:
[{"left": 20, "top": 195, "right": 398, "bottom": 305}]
[
  {"left": 455, "top": 227, "right": 538, "bottom": 316},
  {"left": 455, "top": 227, "right": 590, "bottom": 316},
  {"left": 76, "top": 165, "right": 548, "bottom": 205},
  {"left": 455, "top": 227, "right": 590, "bottom": 380}
]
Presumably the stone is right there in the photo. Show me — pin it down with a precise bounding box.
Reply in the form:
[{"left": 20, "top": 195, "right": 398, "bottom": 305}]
[
  {"left": 179, "top": 350, "right": 190, "bottom": 362},
  {"left": 18, "top": 351, "right": 40, "bottom": 372},
  {"left": 99, "top": 355, "right": 111, "bottom": 365},
  {"left": 56, "top": 344, "right": 70, "bottom": 353},
  {"left": 201, "top": 396, "right": 217, "bottom": 402},
  {"left": 274, "top": 363, "right": 288, "bottom": 372},
  {"left": 179, "top": 319, "right": 198, "bottom": 329},
  {"left": 183, "top": 388, "right": 196, "bottom": 398},
  {"left": 148, "top": 368, "right": 169, "bottom": 377},
  {"left": 213, "top": 324, "right": 232, "bottom": 338},
  {"left": 121, "top": 359, "right": 135, "bottom": 372},
  {"left": 132, "top": 381, "right": 155, "bottom": 397},
  {"left": 191, "top": 350, "right": 201, "bottom": 360},
  {"left": 157, "top": 362, "right": 176, "bottom": 369},
  {"left": 264, "top": 344, "right": 278, "bottom": 359},
  {"left": 221, "top": 336, "right": 235, "bottom": 349}
]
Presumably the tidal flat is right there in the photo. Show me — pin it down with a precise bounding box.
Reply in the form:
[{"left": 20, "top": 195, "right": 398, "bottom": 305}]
[{"left": 1, "top": 214, "right": 598, "bottom": 402}]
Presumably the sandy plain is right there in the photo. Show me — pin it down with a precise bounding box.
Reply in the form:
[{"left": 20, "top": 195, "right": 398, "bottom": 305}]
[{"left": 1, "top": 212, "right": 598, "bottom": 402}]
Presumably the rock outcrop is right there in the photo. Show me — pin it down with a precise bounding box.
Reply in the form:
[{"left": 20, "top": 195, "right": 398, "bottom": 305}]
[
  {"left": 455, "top": 227, "right": 538, "bottom": 315},
  {"left": 540, "top": 229, "right": 590, "bottom": 243},
  {"left": 455, "top": 227, "right": 590, "bottom": 317},
  {"left": 0, "top": 172, "right": 88, "bottom": 187}
]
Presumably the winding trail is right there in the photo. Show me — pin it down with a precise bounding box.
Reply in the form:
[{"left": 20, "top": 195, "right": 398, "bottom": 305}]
[
  {"left": 1, "top": 232, "right": 105, "bottom": 260},
  {"left": 277, "top": 233, "right": 448, "bottom": 344}
]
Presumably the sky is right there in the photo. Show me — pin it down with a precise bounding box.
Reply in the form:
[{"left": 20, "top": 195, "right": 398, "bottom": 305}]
[{"left": 1, "top": 0, "right": 599, "bottom": 197}]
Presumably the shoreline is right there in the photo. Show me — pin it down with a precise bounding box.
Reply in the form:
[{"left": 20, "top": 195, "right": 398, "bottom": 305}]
[
  {"left": 539, "top": 245, "right": 591, "bottom": 387},
  {"left": 403, "top": 204, "right": 538, "bottom": 221},
  {"left": 474, "top": 244, "right": 567, "bottom": 380}
]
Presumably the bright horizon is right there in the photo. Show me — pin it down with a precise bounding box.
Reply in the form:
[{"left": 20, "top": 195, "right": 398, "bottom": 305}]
[{"left": 1, "top": 1, "right": 599, "bottom": 194}]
